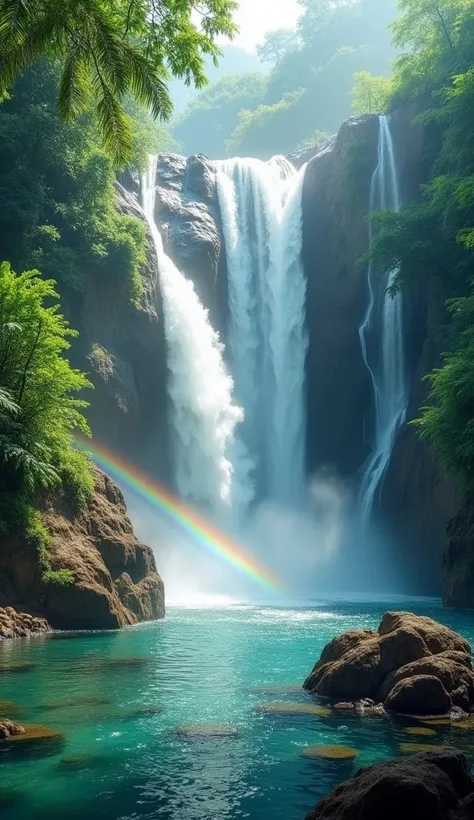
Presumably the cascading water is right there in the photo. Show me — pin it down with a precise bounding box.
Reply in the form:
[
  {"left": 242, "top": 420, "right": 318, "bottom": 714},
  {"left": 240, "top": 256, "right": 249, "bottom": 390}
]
[
  {"left": 216, "top": 158, "right": 308, "bottom": 507},
  {"left": 142, "top": 160, "right": 251, "bottom": 513},
  {"left": 358, "top": 115, "right": 408, "bottom": 522}
]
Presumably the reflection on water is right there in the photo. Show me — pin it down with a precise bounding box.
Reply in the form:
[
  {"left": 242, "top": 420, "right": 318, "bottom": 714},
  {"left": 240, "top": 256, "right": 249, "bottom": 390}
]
[{"left": 0, "top": 598, "right": 473, "bottom": 819}]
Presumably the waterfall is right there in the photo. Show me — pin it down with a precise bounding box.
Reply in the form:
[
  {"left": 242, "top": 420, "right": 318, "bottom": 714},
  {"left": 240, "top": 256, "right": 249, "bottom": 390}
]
[
  {"left": 216, "top": 158, "right": 308, "bottom": 506},
  {"left": 358, "top": 116, "right": 408, "bottom": 522},
  {"left": 142, "top": 160, "right": 251, "bottom": 513}
]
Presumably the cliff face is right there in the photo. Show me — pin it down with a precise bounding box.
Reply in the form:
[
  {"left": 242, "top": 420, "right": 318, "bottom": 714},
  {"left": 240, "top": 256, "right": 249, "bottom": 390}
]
[
  {"left": 58, "top": 114, "right": 460, "bottom": 600},
  {"left": 154, "top": 152, "right": 227, "bottom": 336},
  {"left": 64, "top": 185, "right": 170, "bottom": 479},
  {"left": 302, "top": 108, "right": 459, "bottom": 594},
  {"left": 303, "top": 116, "right": 379, "bottom": 480},
  {"left": 443, "top": 501, "right": 474, "bottom": 609},
  {"left": 0, "top": 468, "right": 164, "bottom": 629}
]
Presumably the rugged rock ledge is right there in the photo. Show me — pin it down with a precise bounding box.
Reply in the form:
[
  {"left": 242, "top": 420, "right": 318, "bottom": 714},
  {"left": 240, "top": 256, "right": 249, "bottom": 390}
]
[
  {"left": 0, "top": 468, "right": 164, "bottom": 630},
  {"left": 306, "top": 748, "right": 474, "bottom": 820},
  {"left": 443, "top": 501, "right": 474, "bottom": 609},
  {"left": 303, "top": 611, "right": 474, "bottom": 714},
  {"left": 0, "top": 607, "right": 51, "bottom": 639}
]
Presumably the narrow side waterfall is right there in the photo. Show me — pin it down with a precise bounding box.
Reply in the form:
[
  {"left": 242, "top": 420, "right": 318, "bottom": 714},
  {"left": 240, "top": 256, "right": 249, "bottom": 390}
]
[
  {"left": 358, "top": 116, "right": 408, "bottom": 521},
  {"left": 142, "top": 161, "right": 250, "bottom": 512},
  {"left": 216, "top": 158, "right": 308, "bottom": 507}
]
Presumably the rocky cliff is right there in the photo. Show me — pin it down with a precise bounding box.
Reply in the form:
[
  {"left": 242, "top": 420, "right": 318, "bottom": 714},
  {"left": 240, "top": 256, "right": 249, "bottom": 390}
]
[
  {"left": 0, "top": 468, "right": 164, "bottom": 630},
  {"left": 302, "top": 108, "right": 459, "bottom": 594},
  {"left": 64, "top": 185, "right": 170, "bottom": 479},
  {"left": 61, "top": 112, "right": 460, "bottom": 600}
]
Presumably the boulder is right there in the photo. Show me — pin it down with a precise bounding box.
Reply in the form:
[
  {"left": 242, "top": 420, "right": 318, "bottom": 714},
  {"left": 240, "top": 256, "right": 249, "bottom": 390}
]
[
  {"left": 315, "top": 639, "right": 384, "bottom": 701},
  {"left": 385, "top": 675, "right": 451, "bottom": 714},
  {"left": 306, "top": 748, "right": 474, "bottom": 820},
  {"left": 378, "top": 612, "right": 471, "bottom": 655},
  {"left": 304, "top": 611, "right": 473, "bottom": 714}
]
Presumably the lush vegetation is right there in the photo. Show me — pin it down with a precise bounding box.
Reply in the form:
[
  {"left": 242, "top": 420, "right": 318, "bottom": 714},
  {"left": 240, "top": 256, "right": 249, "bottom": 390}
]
[
  {"left": 175, "top": 0, "right": 398, "bottom": 158},
  {"left": 174, "top": 72, "right": 267, "bottom": 159},
  {"left": 0, "top": 0, "right": 234, "bottom": 584},
  {"left": 0, "top": 261, "right": 93, "bottom": 584},
  {"left": 0, "top": 0, "right": 237, "bottom": 165},
  {"left": 365, "top": 0, "right": 474, "bottom": 490}
]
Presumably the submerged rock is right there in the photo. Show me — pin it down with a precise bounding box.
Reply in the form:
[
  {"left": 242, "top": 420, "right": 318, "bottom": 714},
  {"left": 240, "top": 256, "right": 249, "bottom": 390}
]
[
  {"left": 301, "top": 745, "right": 358, "bottom": 760},
  {"left": 38, "top": 695, "right": 112, "bottom": 711},
  {"left": 405, "top": 726, "right": 437, "bottom": 737},
  {"left": 0, "top": 700, "right": 23, "bottom": 716},
  {"left": 304, "top": 611, "right": 474, "bottom": 714},
  {"left": 175, "top": 724, "right": 239, "bottom": 739},
  {"left": 399, "top": 742, "right": 445, "bottom": 754},
  {"left": 0, "top": 661, "right": 36, "bottom": 674},
  {"left": 306, "top": 748, "right": 474, "bottom": 819},
  {"left": 256, "top": 702, "right": 332, "bottom": 718}
]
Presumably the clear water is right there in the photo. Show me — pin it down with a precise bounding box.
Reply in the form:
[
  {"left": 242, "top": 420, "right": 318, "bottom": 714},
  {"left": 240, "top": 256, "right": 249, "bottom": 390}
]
[{"left": 1, "top": 599, "right": 474, "bottom": 820}]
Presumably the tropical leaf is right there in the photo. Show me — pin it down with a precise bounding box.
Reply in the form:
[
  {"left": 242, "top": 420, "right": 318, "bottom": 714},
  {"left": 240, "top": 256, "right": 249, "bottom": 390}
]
[
  {"left": 58, "top": 48, "right": 89, "bottom": 121},
  {"left": 95, "top": 80, "right": 132, "bottom": 167}
]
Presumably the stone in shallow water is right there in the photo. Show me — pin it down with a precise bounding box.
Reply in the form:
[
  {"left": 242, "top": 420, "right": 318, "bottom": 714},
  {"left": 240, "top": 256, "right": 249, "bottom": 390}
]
[
  {"left": 452, "top": 717, "right": 474, "bottom": 730},
  {"left": 2, "top": 724, "right": 64, "bottom": 744},
  {"left": 399, "top": 742, "right": 444, "bottom": 754},
  {"left": 0, "top": 700, "right": 23, "bottom": 716},
  {"left": 59, "top": 754, "right": 101, "bottom": 770},
  {"left": 38, "top": 695, "right": 111, "bottom": 711},
  {"left": 105, "top": 657, "right": 149, "bottom": 670},
  {"left": 135, "top": 705, "right": 163, "bottom": 716},
  {"left": 0, "top": 661, "right": 36, "bottom": 674},
  {"left": 420, "top": 717, "right": 452, "bottom": 726},
  {"left": 175, "top": 724, "right": 239, "bottom": 739},
  {"left": 248, "top": 684, "right": 303, "bottom": 695},
  {"left": 405, "top": 726, "right": 437, "bottom": 737},
  {"left": 256, "top": 701, "right": 332, "bottom": 718},
  {"left": 300, "top": 745, "right": 358, "bottom": 760}
]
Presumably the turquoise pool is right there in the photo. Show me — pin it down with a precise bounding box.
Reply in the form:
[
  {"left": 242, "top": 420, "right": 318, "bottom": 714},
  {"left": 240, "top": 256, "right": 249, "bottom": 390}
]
[{"left": 1, "top": 598, "right": 474, "bottom": 819}]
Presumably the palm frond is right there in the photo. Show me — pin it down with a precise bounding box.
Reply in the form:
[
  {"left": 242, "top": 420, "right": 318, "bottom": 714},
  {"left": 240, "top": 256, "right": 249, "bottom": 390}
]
[
  {"left": 95, "top": 80, "right": 132, "bottom": 166},
  {"left": 87, "top": 3, "right": 129, "bottom": 95},
  {"left": 0, "top": 387, "right": 19, "bottom": 416},
  {"left": 0, "top": 0, "right": 34, "bottom": 41},
  {"left": 122, "top": 45, "right": 173, "bottom": 120},
  {"left": 0, "top": 15, "right": 58, "bottom": 89},
  {"left": 58, "top": 48, "right": 89, "bottom": 121}
]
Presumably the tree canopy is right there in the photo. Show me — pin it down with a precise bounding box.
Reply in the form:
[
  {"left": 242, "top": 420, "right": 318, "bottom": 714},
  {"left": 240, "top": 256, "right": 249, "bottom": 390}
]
[
  {"left": 174, "top": 0, "right": 398, "bottom": 159},
  {"left": 365, "top": 0, "right": 474, "bottom": 489},
  {"left": 0, "top": 0, "right": 237, "bottom": 165}
]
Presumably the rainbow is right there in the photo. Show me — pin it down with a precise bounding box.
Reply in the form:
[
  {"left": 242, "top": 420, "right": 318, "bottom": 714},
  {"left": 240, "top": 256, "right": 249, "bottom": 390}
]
[{"left": 75, "top": 436, "right": 286, "bottom": 595}]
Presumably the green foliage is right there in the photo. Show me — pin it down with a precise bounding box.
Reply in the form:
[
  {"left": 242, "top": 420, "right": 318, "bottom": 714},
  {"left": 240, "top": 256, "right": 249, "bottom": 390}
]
[
  {"left": 0, "top": 62, "right": 152, "bottom": 305},
  {"left": 174, "top": 0, "right": 398, "bottom": 159},
  {"left": 365, "top": 0, "right": 474, "bottom": 488},
  {"left": 226, "top": 91, "right": 305, "bottom": 159},
  {"left": 0, "top": 493, "right": 74, "bottom": 586},
  {"left": 256, "top": 29, "right": 297, "bottom": 66},
  {"left": 173, "top": 72, "right": 267, "bottom": 158},
  {"left": 0, "top": 261, "right": 92, "bottom": 498},
  {"left": 0, "top": 260, "right": 94, "bottom": 585},
  {"left": 0, "top": 0, "right": 237, "bottom": 166},
  {"left": 352, "top": 71, "right": 393, "bottom": 114}
]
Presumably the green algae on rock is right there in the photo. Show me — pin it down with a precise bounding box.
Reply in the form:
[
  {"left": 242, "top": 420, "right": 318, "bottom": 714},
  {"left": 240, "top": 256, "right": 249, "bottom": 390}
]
[
  {"left": 256, "top": 702, "right": 332, "bottom": 718},
  {"left": 300, "top": 745, "right": 359, "bottom": 760}
]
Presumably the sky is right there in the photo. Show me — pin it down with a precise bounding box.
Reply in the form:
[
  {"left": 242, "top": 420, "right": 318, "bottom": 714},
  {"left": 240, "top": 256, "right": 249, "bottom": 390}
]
[{"left": 227, "top": 0, "right": 301, "bottom": 51}]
